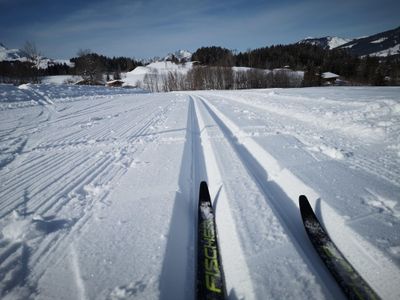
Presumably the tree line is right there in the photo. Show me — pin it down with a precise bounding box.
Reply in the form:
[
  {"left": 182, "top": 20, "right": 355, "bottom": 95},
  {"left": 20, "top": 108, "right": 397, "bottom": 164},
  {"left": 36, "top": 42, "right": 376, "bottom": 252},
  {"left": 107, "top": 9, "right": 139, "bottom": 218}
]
[
  {"left": 191, "top": 45, "right": 400, "bottom": 86},
  {"left": 139, "top": 67, "right": 303, "bottom": 92},
  {"left": 1, "top": 42, "right": 399, "bottom": 87},
  {"left": 0, "top": 44, "right": 142, "bottom": 85}
]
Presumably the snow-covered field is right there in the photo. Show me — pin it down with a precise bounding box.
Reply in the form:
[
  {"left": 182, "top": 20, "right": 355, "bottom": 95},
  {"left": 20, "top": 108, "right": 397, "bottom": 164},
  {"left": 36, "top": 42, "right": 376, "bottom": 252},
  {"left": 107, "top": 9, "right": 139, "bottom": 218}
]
[{"left": 0, "top": 84, "right": 399, "bottom": 299}]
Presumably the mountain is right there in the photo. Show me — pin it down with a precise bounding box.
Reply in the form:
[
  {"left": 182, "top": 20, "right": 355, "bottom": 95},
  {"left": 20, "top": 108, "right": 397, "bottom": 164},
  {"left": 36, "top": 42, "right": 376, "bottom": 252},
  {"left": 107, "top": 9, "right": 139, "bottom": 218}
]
[
  {"left": 297, "top": 36, "right": 352, "bottom": 50},
  {"left": 0, "top": 43, "right": 73, "bottom": 68},
  {"left": 164, "top": 49, "right": 192, "bottom": 62},
  {"left": 337, "top": 26, "right": 400, "bottom": 57},
  {"left": 0, "top": 43, "right": 28, "bottom": 61},
  {"left": 297, "top": 26, "right": 400, "bottom": 57}
]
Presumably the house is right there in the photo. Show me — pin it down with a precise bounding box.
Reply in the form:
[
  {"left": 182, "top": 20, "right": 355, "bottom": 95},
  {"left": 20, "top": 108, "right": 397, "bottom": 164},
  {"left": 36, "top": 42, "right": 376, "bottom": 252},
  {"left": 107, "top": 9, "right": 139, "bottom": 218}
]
[
  {"left": 75, "top": 79, "right": 104, "bottom": 86},
  {"left": 321, "top": 72, "right": 340, "bottom": 85},
  {"left": 105, "top": 80, "right": 124, "bottom": 87}
]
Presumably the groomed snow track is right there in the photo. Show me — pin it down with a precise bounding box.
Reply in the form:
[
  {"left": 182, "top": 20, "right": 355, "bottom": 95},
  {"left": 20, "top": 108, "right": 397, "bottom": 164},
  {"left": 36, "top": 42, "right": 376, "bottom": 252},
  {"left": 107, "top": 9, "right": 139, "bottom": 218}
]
[
  {"left": 0, "top": 85, "right": 399, "bottom": 299},
  {"left": 190, "top": 94, "right": 400, "bottom": 300}
]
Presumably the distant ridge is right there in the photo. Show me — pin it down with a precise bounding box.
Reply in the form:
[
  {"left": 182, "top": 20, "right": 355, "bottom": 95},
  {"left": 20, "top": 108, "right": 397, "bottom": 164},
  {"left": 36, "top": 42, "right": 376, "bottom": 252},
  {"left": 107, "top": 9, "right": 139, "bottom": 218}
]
[
  {"left": 0, "top": 43, "right": 73, "bottom": 68},
  {"left": 164, "top": 49, "right": 192, "bottom": 62},
  {"left": 337, "top": 26, "right": 400, "bottom": 57},
  {"left": 297, "top": 25, "right": 400, "bottom": 57},
  {"left": 297, "top": 36, "right": 352, "bottom": 50}
]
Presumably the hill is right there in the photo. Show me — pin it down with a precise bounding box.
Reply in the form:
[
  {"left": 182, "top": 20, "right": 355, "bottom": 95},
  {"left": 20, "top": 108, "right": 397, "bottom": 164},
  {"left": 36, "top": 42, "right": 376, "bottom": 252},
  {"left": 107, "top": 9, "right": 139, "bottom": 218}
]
[
  {"left": 338, "top": 26, "right": 400, "bottom": 57},
  {"left": 297, "top": 25, "right": 400, "bottom": 57},
  {"left": 297, "top": 36, "right": 351, "bottom": 50}
]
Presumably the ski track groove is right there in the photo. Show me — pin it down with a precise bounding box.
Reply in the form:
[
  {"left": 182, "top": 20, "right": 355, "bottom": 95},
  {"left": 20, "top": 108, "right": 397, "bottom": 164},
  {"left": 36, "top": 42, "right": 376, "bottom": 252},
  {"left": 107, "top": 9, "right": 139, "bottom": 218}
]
[
  {"left": 0, "top": 99, "right": 170, "bottom": 217},
  {"left": 26, "top": 104, "right": 173, "bottom": 291},
  {"left": 197, "top": 96, "right": 345, "bottom": 299},
  {"left": 208, "top": 93, "right": 400, "bottom": 188},
  {"left": 1, "top": 87, "right": 398, "bottom": 299},
  {"left": 0, "top": 95, "right": 175, "bottom": 297},
  {"left": 0, "top": 152, "right": 83, "bottom": 217},
  {"left": 350, "top": 154, "right": 400, "bottom": 186},
  {"left": 0, "top": 151, "right": 76, "bottom": 195},
  {"left": 192, "top": 96, "right": 258, "bottom": 299},
  {"left": 36, "top": 155, "right": 112, "bottom": 215}
]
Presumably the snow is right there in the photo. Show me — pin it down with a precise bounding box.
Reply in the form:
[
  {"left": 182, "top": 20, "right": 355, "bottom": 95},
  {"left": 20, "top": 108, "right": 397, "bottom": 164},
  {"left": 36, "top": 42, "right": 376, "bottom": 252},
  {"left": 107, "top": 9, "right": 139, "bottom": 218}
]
[
  {"left": 368, "top": 44, "right": 400, "bottom": 57},
  {"left": 164, "top": 50, "right": 192, "bottom": 62},
  {"left": 0, "top": 85, "right": 399, "bottom": 299},
  {"left": 0, "top": 43, "right": 74, "bottom": 69},
  {"left": 41, "top": 75, "right": 81, "bottom": 85},
  {"left": 123, "top": 61, "right": 194, "bottom": 87},
  {"left": 322, "top": 72, "right": 340, "bottom": 79},
  {"left": 370, "top": 37, "right": 389, "bottom": 44},
  {"left": 0, "top": 43, "right": 26, "bottom": 61},
  {"left": 298, "top": 36, "right": 352, "bottom": 49},
  {"left": 327, "top": 37, "right": 352, "bottom": 49}
]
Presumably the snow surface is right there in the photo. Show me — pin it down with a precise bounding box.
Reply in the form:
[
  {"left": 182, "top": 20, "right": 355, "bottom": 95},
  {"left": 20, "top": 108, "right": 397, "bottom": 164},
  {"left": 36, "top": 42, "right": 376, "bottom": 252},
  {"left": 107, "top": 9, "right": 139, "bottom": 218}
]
[
  {"left": 298, "top": 36, "right": 352, "bottom": 49},
  {"left": 0, "top": 85, "right": 399, "bottom": 299},
  {"left": 0, "top": 44, "right": 26, "bottom": 61},
  {"left": 327, "top": 37, "right": 352, "bottom": 49},
  {"left": 368, "top": 44, "right": 400, "bottom": 57},
  {"left": 370, "top": 37, "right": 389, "bottom": 44},
  {"left": 123, "top": 61, "right": 194, "bottom": 87},
  {"left": 322, "top": 72, "right": 339, "bottom": 79},
  {"left": 124, "top": 62, "right": 304, "bottom": 90},
  {"left": 164, "top": 50, "right": 192, "bottom": 62},
  {"left": 41, "top": 75, "right": 82, "bottom": 85}
]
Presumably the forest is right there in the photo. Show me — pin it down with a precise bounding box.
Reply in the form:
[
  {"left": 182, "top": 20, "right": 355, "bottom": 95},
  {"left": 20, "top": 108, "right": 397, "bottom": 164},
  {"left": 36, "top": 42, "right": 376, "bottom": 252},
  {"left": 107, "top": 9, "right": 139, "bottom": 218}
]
[{"left": 1, "top": 43, "right": 399, "bottom": 87}]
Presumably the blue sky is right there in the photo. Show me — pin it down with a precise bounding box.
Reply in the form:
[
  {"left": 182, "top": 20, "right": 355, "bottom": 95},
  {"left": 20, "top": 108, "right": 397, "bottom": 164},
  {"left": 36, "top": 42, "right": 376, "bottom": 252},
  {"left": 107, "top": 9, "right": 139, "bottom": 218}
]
[{"left": 0, "top": 0, "right": 399, "bottom": 59}]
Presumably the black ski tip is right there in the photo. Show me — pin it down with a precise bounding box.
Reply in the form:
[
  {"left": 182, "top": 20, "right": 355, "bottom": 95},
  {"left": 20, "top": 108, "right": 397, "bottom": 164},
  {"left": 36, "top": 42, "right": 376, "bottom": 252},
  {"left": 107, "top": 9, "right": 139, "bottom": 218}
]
[
  {"left": 199, "top": 181, "right": 211, "bottom": 203},
  {"left": 299, "top": 195, "right": 315, "bottom": 221},
  {"left": 200, "top": 181, "right": 208, "bottom": 191},
  {"left": 299, "top": 194, "right": 308, "bottom": 204},
  {"left": 299, "top": 195, "right": 310, "bottom": 210}
]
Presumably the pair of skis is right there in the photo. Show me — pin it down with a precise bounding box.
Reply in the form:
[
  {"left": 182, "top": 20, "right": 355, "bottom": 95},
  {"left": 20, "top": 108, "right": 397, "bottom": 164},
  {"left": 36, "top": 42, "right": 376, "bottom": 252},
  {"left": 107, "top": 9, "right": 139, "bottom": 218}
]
[{"left": 196, "top": 181, "right": 380, "bottom": 300}]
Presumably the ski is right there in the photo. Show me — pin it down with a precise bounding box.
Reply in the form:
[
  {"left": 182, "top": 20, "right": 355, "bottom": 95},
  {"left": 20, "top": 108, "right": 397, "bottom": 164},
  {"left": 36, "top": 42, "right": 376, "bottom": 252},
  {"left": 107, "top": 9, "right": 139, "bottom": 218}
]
[
  {"left": 299, "top": 195, "right": 380, "bottom": 300},
  {"left": 197, "top": 181, "right": 226, "bottom": 300}
]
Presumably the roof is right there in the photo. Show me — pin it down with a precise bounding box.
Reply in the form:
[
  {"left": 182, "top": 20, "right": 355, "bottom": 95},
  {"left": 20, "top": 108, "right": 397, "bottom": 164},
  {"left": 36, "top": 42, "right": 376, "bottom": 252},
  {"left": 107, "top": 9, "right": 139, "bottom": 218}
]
[
  {"left": 322, "top": 72, "right": 340, "bottom": 79},
  {"left": 106, "top": 80, "right": 124, "bottom": 84}
]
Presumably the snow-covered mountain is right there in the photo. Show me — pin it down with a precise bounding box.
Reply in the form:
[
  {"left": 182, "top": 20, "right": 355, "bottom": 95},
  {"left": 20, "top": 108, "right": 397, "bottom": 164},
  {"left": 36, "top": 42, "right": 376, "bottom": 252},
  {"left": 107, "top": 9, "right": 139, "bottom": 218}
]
[
  {"left": 0, "top": 43, "right": 29, "bottom": 61},
  {"left": 297, "top": 36, "right": 352, "bottom": 50},
  {"left": 0, "top": 43, "right": 73, "bottom": 68},
  {"left": 297, "top": 26, "right": 400, "bottom": 57},
  {"left": 164, "top": 49, "right": 192, "bottom": 62},
  {"left": 337, "top": 26, "right": 400, "bottom": 57}
]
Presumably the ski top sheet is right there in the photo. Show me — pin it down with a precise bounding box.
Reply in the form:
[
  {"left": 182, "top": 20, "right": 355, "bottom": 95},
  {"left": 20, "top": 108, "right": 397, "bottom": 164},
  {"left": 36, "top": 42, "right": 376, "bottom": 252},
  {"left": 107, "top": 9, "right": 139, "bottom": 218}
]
[
  {"left": 299, "top": 195, "right": 380, "bottom": 300},
  {"left": 197, "top": 181, "right": 226, "bottom": 300}
]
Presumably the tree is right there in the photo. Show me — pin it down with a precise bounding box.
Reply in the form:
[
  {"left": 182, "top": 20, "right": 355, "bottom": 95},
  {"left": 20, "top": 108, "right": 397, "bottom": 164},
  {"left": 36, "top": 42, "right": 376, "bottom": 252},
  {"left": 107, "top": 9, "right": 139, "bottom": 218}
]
[
  {"left": 113, "top": 65, "right": 121, "bottom": 80},
  {"left": 74, "top": 49, "right": 105, "bottom": 85},
  {"left": 21, "top": 41, "right": 42, "bottom": 83},
  {"left": 23, "top": 41, "right": 42, "bottom": 69}
]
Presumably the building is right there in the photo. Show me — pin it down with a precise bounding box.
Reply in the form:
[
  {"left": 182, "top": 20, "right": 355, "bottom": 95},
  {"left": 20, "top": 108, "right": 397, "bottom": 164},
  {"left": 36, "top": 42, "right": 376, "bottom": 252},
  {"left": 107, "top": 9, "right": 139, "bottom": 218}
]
[
  {"left": 105, "top": 80, "right": 124, "bottom": 87},
  {"left": 321, "top": 72, "right": 340, "bottom": 85}
]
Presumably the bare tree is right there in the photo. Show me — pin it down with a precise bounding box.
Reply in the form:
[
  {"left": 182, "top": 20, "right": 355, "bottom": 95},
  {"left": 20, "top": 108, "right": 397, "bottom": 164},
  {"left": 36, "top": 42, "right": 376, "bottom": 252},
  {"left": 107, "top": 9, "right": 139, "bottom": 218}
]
[
  {"left": 23, "top": 41, "right": 42, "bottom": 68},
  {"left": 21, "top": 41, "right": 42, "bottom": 83},
  {"left": 75, "top": 49, "right": 104, "bottom": 85}
]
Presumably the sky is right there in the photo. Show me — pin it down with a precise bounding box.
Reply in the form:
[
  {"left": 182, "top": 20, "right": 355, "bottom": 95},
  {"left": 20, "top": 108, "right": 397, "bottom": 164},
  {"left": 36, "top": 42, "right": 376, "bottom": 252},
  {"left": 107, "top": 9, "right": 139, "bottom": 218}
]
[{"left": 0, "top": 0, "right": 399, "bottom": 60}]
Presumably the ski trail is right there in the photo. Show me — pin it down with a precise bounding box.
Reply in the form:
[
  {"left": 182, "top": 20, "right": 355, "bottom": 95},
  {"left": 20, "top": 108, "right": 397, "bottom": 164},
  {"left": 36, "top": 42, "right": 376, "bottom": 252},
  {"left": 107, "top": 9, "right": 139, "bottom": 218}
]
[
  {"left": 159, "top": 98, "right": 200, "bottom": 299},
  {"left": 193, "top": 96, "right": 257, "bottom": 299},
  {"left": 70, "top": 245, "right": 87, "bottom": 300},
  {"left": 0, "top": 94, "right": 176, "bottom": 298},
  {"left": 194, "top": 96, "right": 336, "bottom": 299},
  {"left": 199, "top": 95, "right": 400, "bottom": 300}
]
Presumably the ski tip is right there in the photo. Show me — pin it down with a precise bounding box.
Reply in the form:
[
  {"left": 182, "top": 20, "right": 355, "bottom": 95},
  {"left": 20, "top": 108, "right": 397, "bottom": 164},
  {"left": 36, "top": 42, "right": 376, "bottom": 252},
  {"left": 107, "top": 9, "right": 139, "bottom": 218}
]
[
  {"left": 299, "top": 195, "right": 314, "bottom": 219},
  {"left": 200, "top": 181, "right": 208, "bottom": 189},
  {"left": 199, "top": 181, "right": 211, "bottom": 203},
  {"left": 299, "top": 195, "right": 309, "bottom": 206}
]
